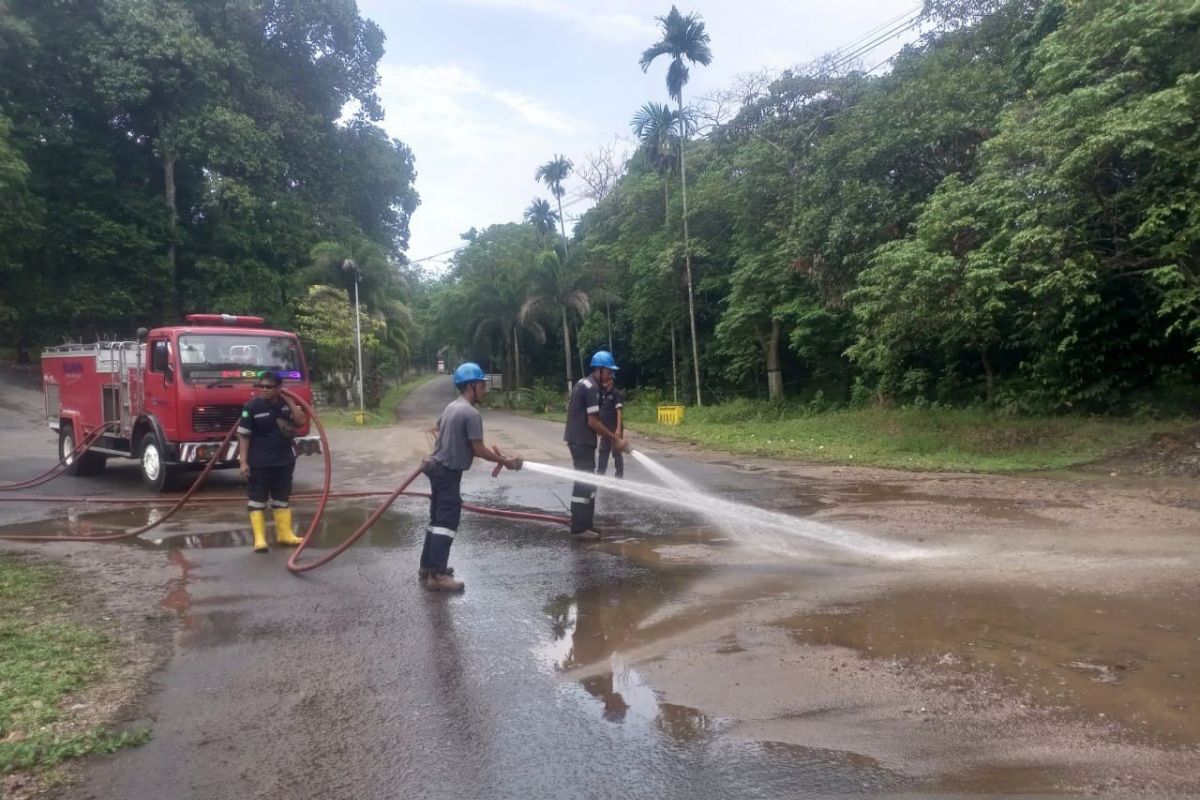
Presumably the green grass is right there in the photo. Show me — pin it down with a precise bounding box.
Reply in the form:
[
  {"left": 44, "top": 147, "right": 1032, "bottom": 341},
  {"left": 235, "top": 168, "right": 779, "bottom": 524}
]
[
  {"left": 619, "top": 400, "right": 1191, "bottom": 473},
  {"left": 0, "top": 557, "right": 149, "bottom": 774},
  {"left": 318, "top": 373, "right": 439, "bottom": 428}
]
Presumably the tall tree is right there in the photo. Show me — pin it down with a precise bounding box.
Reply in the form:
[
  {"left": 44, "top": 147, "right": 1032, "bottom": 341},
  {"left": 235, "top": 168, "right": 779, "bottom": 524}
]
[
  {"left": 640, "top": 5, "right": 712, "bottom": 405},
  {"left": 521, "top": 249, "right": 591, "bottom": 393},
  {"left": 523, "top": 198, "right": 559, "bottom": 247},
  {"left": 535, "top": 154, "right": 573, "bottom": 256},
  {"left": 630, "top": 101, "right": 679, "bottom": 217},
  {"left": 302, "top": 238, "right": 415, "bottom": 367}
]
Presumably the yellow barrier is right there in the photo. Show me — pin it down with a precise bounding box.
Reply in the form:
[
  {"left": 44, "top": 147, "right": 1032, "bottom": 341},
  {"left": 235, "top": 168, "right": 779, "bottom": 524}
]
[{"left": 656, "top": 404, "right": 685, "bottom": 425}]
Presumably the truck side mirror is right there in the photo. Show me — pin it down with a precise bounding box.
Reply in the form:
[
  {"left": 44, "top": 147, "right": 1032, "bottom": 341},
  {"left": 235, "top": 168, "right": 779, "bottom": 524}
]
[
  {"left": 151, "top": 341, "right": 170, "bottom": 372},
  {"left": 164, "top": 363, "right": 174, "bottom": 385}
]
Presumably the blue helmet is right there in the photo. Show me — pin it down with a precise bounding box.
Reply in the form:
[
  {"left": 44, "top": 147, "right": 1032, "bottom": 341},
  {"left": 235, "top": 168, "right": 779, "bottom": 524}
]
[
  {"left": 590, "top": 350, "right": 619, "bottom": 371},
  {"left": 453, "top": 362, "right": 486, "bottom": 387}
]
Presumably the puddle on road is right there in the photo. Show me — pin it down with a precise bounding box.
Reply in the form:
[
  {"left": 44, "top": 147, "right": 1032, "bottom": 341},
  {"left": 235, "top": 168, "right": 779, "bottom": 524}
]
[
  {"left": 782, "top": 585, "right": 1200, "bottom": 745},
  {"left": 0, "top": 502, "right": 425, "bottom": 551},
  {"left": 523, "top": 527, "right": 911, "bottom": 793}
]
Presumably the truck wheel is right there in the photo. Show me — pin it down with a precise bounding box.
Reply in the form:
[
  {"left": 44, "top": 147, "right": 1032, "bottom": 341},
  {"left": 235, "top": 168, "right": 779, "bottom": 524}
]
[
  {"left": 58, "top": 421, "right": 105, "bottom": 477},
  {"left": 139, "top": 431, "right": 176, "bottom": 492}
]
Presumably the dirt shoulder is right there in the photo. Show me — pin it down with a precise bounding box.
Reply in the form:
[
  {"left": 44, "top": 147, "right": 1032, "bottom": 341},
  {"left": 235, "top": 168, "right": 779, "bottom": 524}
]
[{"left": 0, "top": 544, "right": 179, "bottom": 799}]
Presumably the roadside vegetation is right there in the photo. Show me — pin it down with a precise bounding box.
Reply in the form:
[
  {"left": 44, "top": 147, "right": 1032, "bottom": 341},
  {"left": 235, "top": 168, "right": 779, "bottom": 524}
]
[
  {"left": 620, "top": 400, "right": 1188, "bottom": 473},
  {"left": 3, "top": 1, "right": 1198, "bottom": 463},
  {"left": 0, "top": 556, "right": 148, "bottom": 777},
  {"left": 318, "top": 373, "right": 438, "bottom": 429}
]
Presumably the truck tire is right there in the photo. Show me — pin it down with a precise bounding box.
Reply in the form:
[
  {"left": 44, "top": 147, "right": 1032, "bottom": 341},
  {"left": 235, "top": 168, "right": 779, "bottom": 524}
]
[
  {"left": 58, "top": 421, "right": 106, "bottom": 477},
  {"left": 139, "top": 431, "right": 177, "bottom": 492}
]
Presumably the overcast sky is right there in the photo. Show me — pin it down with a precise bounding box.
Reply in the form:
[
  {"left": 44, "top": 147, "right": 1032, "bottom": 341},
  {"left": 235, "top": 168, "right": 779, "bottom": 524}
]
[{"left": 354, "top": 0, "right": 924, "bottom": 271}]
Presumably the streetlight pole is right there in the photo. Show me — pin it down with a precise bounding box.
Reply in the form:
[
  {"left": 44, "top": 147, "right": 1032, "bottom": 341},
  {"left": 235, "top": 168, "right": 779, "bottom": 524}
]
[{"left": 344, "top": 258, "right": 365, "bottom": 424}]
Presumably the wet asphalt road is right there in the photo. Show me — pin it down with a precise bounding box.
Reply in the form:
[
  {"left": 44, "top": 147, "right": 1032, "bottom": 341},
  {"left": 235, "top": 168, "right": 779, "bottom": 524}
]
[
  {"left": 61, "top": 506, "right": 906, "bottom": 800},
  {"left": 7, "top": 376, "right": 1200, "bottom": 795},
  {"left": 0, "top": 378, "right": 904, "bottom": 799}
]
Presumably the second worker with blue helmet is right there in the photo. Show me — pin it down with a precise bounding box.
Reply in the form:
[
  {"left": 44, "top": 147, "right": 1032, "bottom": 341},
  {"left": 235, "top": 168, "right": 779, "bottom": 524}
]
[
  {"left": 563, "top": 351, "right": 631, "bottom": 539},
  {"left": 420, "top": 362, "right": 523, "bottom": 591}
]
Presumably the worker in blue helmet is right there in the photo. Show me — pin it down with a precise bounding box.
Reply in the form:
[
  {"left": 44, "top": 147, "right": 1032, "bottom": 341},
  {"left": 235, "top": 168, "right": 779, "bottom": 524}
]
[
  {"left": 563, "top": 350, "right": 631, "bottom": 539},
  {"left": 420, "top": 362, "right": 523, "bottom": 591}
]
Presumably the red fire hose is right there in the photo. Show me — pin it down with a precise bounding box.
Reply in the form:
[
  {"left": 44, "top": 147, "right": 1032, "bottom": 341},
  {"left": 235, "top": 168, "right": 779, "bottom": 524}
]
[
  {"left": 0, "top": 422, "right": 114, "bottom": 492},
  {"left": 0, "top": 419, "right": 240, "bottom": 543},
  {"left": 0, "top": 392, "right": 570, "bottom": 572}
]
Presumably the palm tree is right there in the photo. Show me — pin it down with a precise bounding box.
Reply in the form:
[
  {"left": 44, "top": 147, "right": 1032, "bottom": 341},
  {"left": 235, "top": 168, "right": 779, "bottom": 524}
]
[
  {"left": 520, "top": 248, "right": 590, "bottom": 394},
  {"left": 630, "top": 101, "right": 680, "bottom": 218},
  {"left": 535, "top": 155, "right": 573, "bottom": 256},
  {"left": 523, "top": 198, "right": 559, "bottom": 247},
  {"left": 468, "top": 271, "right": 545, "bottom": 392},
  {"left": 304, "top": 239, "right": 416, "bottom": 375},
  {"left": 640, "top": 5, "right": 712, "bottom": 406}
]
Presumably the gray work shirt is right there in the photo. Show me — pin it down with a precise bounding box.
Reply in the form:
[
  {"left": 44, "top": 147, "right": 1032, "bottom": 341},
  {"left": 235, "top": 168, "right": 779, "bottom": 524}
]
[
  {"left": 564, "top": 376, "right": 602, "bottom": 447},
  {"left": 431, "top": 396, "right": 484, "bottom": 471}
]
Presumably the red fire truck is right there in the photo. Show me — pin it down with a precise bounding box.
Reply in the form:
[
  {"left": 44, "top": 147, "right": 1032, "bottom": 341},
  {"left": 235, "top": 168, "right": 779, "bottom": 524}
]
[{"left": 42, "top": 314, "right": 321, "bottom": 491}]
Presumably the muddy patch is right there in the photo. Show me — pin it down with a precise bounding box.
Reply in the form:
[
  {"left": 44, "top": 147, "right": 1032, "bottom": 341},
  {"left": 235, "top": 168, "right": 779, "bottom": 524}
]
[{"left": 781, "top": 585, "right": 1200, "bottom": 745}]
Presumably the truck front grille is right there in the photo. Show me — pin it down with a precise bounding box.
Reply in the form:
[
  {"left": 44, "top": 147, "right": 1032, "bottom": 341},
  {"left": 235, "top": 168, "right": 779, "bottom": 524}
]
[{"left": 192, "top": 405, "right": 244, "bottom": 433}]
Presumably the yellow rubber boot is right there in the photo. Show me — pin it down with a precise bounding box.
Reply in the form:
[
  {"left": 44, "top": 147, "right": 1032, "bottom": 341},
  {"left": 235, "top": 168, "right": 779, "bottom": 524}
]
[
  {"left": 249, "top": 510, "right": 268, "bottom": 553},
  {"left": 273, "top": 507, "right": 303, "bottom": 546}
]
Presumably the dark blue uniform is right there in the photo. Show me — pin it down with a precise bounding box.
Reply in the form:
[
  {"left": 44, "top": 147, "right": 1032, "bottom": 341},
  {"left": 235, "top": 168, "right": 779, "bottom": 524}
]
[
  {"left": 237, "top": 397, "right": 296, "bottom": 511},
  {"left": 596, "top": 386, "right": 624, "bottom": 478},
  {"left": 563, "top": 376, "right": 603, "bottom": 535}
]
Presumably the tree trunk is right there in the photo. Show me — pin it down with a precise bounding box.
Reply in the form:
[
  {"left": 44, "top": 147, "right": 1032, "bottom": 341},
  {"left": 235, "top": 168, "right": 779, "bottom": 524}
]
[
  {"left": 980, "top": 344, "right": 995, "bottom": 405},
  {"left": 605, "top": 300, "right": 612, "bottom": 351},
  {"left": 556, "top": 194, "right": 570, "bottom": 258},
  {"left": 156, "top": 111, "right": 179, "bottom": 317},
  {"left": 663, "top": 176, "right": 670, "bottom": 221},
  {"left": 561, "top": 305, "right": 573, "bottom": 395},
  {"left": 575, "top": 322, "right": 585, "bottom": 378},
  {"left": 678, "top": 96, "right": 702, "bottom": 407},
  {"left": 512, "top": 324, "right": 521, "bottom": 391},
  {"left": 163, "top": 150, "right": 178, "bottom": 316},
  {"left": 766, "top": 319, "right": 783, "bottom": 400},
  {"left": 671, "top": 324, "right": 678, "bottom": 403},
  {"left": 504, "top": 329, "right": 514, "bottom": 393}
]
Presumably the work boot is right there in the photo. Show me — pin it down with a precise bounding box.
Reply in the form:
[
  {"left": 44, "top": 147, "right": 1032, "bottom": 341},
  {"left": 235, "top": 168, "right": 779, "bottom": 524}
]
[
  {"left": 417, "top": 566, "right": 454, "bottom": 579},
  {"left": 249, "top": 510, "right": 268, "bottom": 553},
  {"left": 272, "top": 507, "right": 304, "bottom": 546},
  {"left": 572, "top": 529, "right": 602, "bottom": 541},
  {"left": 424, "top": 572, "right": 465, "bottom": 592}
]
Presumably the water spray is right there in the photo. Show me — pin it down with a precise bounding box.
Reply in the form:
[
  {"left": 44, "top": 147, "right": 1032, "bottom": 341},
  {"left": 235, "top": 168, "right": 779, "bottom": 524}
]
[{"left": 522, "top": 454, "right": 922, "bottom": 560}]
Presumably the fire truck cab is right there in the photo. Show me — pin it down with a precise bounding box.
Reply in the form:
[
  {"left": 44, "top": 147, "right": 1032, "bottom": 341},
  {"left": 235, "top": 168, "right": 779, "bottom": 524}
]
[{"left": 42, "top": 314, "right": 321, "bottom": 491}]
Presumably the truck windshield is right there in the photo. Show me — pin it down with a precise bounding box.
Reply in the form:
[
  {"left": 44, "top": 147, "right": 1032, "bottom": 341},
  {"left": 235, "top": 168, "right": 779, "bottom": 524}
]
[{"left": 178, "top": 334, "right": 304, "bottom": 384}]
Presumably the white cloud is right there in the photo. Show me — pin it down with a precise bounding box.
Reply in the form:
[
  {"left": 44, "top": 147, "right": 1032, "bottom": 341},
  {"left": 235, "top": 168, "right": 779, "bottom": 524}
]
[
  {"left": 375, "top": 63, "right": 591, "bottom": 267},
  {"left": 448, "top": 0, "right": 656, "bottom": 43}
]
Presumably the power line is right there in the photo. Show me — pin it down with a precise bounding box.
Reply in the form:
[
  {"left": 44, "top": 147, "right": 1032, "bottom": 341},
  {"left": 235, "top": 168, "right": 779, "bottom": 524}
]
[
  {"left": 824, "top": 4, "right": 924, "bottom": 66},
  {"left": 406, "top": 245, "right": 465, "bottom": 265},
  {"left": 821, "top": 10, "right": 925, "bottom": 75}
]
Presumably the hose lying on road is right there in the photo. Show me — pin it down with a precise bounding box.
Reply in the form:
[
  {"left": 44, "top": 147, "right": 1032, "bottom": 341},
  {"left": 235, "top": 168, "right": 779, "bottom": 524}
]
[
  {"left": 0, "top": 392, "right": 570, "bottom": 571},
  {"left": 0, "top": 420, "right": 240, "bottom": 543},
  {"left": 282, "top": 391, "right": 570, "bottom": 574},
  {"left": 0, "top": 422, "right": 114, "bottom": 492}
]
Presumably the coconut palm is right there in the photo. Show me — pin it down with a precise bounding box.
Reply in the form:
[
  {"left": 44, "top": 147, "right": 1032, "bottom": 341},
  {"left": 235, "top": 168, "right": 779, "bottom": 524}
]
[
  {"left": 520, "top": 248, "right": 590, "bottom": 394},
  {"left": 468, "top": 270, "right": 545, "bottom": 391},
  {"left": 523, "top": 198, "right": 559, "bottom": 247},
  {"left": 535, "top": 155, "right": 573, "bottom": 256},
  {"left": 304, "top": 239, "right": 416, "bottom": 370},
  {"left": 630, "top": 101, "right": 681, "bottom": 217},
  {"left": 639, "top": 5, "right": 712, "bottom": 406}
]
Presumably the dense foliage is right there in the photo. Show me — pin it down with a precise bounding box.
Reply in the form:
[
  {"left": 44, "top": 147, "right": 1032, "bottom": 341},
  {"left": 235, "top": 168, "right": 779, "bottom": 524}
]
[
  {"left": 0, "top": 0, "right": 419, "bottom": 375},
  {"left": 433, "top": 0, "right": 1200, "bottom": 412},
  {"left": 4, "top": 0, "right": 1196, "bottom": 415}
]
